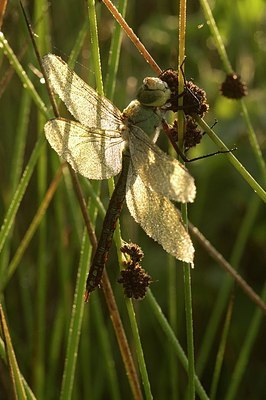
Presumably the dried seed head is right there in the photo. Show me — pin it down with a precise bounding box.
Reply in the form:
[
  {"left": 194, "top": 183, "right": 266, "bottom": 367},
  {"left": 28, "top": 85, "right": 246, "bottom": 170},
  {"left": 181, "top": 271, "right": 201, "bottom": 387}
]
[
  {"left": 118, "top": 242, "right": 152, "bottom": 299},
  {"left": 159, "top": 69, "right": 209, "bottom": 117},
  {"left": 183, "top": 81, "right": 209, "bottom": 117},
  {"left": 168, "top": 117, "right": 203, "bottom": 151},
  {"left": 120, "top": 242, "right": 144, "bottom": 264},
  {"left": 118, "top": 263, "right": 152, "bottom": 300},
  {"left": 220, "top": 74, "right": 248, "bottom": 99},
  {"left": 159, "top": 68, "right": 178, "bottom": 94}
]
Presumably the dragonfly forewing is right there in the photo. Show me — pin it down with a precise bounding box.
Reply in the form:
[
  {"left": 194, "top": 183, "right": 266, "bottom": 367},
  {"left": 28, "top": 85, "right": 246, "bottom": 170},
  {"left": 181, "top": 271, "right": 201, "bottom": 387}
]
[
  {"left": 126, "top": 164, "right": 194, "bottom": 264},
  {"left": 42, "top": 54, "right": 123, "bottom": 130},
  {"left": 44, "top": 118, "right": 125, "bottom": 179},
  {"left": 128, "top": 126, "right": 196, "bottom": 203}
]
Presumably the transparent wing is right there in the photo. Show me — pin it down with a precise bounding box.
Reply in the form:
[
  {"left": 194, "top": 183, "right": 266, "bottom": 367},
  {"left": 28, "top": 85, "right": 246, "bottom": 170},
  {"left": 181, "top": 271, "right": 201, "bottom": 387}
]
[
  {"left": 42, "top": 54, "right": 122, "bottom": 130},
  {"left": 126, "top": 165, "right": 194, "bottom": 264},
  {"left": 44, "top": 118, "right": 125, "bottom": 179},
  {"left": 128, "top": 126, "right": 196, "bottom": 203}
]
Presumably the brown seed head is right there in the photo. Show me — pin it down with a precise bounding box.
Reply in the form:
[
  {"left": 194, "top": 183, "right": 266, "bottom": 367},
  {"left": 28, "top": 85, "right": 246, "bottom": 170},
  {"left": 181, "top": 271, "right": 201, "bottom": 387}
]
[
  {"left": 159, "top": 69, "right": 209, "bottom": 117},
  {"left": 118, "top": 263, "right": 152, "bottom": 300},
  {"left": 220, "top": 73, "right": 248, "bottom": 99}
]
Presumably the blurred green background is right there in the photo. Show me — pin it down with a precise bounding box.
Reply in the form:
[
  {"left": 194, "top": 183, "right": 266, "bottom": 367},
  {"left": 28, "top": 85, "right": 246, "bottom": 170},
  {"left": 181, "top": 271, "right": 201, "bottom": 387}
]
[{"left": 0, "top": 0, "right": 265, "bottom": 399}]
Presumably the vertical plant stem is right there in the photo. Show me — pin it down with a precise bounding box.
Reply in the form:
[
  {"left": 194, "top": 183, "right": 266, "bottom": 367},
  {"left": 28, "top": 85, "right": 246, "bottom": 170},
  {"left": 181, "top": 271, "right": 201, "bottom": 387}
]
[
  {"left": 178, "top": 0, "right": 195, "bottom": 398},
  {"left": 1, "top": 166, "right": 64, "bottom": 289},
  {"left": 240, "top": 100, "right": 266, "bottom": 184},
  {"left": 87, "top": 0, "right": 104, "bottom": 95},
  {"left": 126, "top": 300, "right": 152, "bottom": 400},
  {"left": 168, "top": 254, "right": 178, "bottom": 398},
  {"left": 105, "top": 0, "right": 128, "bottom": 100},
  {"left": 0, "top": 305, "right": 27, "bottom": 400},
  {"left": 0, "top": 134, "right": 46, "bottom": 254},
  {"left": 199, "top": 0, "right": 233, "bottom": 74},
  {"left": 0, "top": 90, "right": 31, "bottom": 281},
  {"left": 33, "top": 1, "right": 49, "bottom": 393},
  {"left": 60, "top": 230, "right": 92, "bottom": 400},
  {"left": 182, "top": 265, "right": 195, "bottom": 399},
  {"left": 147, "top": 291, "right": 209, "bottom": 400},
  {"left": 91, "top": 296, "right": 121, "bottom": 400},
  {"left": 0, "top": 336, "right": 37, "bottom": 400},
  {"left": 102, "top": 275, "right": 144, "bottom": 400},
  {"left": 210, "top": 298, "right": 234, "bottom": 399},
  {"left": 225, "top": 283, "right": 266, "bottom": 400}
]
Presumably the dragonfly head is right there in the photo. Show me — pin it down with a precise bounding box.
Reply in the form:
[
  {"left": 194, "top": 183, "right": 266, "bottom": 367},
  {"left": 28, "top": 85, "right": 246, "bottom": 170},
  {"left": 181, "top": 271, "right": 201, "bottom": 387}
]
[{"left": 137, "top": 77, "right": 171, "bottom": 107}]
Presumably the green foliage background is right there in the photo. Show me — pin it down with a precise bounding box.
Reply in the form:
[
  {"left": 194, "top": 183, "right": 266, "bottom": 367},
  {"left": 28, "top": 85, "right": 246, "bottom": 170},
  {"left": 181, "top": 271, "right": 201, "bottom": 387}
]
[{"left": 0, "top": 0, "right": 265, "bottom": 399}]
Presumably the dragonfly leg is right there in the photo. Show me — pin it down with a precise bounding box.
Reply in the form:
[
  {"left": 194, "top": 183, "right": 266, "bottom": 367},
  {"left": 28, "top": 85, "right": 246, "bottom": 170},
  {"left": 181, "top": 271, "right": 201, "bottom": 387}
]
[
  {"left": 162, "top": 119, "right": 236, "bottom": 163},
  {"left": 161, "top": 119, "right": 189, "bottom": 162}
]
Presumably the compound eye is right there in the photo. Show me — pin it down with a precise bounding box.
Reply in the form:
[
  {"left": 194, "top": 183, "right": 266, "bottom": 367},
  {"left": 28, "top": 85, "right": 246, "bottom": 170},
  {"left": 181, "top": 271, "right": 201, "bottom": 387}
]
[{"left": 137, "top": 77, "right": 171, "bottom": 107}]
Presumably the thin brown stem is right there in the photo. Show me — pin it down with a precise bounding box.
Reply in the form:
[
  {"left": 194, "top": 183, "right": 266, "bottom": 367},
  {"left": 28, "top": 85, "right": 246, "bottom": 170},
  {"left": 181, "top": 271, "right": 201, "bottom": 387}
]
[
  {"left": 189, "top": 222, "right": 266, "bottom": 314},
  {"left": 101, "top": 0, "right": 161, "bottom": 74},
  {"left": 101, "top": 270, "right": 143, "bottom": 400}
]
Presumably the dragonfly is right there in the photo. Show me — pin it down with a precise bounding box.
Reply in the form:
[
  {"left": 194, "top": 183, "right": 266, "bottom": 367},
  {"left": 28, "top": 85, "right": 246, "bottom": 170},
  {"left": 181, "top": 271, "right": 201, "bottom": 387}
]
[{"left": 42, "top": 54, "right": 196, "bottom": 297}]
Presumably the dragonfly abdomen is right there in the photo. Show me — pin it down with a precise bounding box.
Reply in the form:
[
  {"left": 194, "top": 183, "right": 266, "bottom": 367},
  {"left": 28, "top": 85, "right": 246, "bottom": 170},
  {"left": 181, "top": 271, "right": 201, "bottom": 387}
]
[{"left": 85, "top": 152, "right": 131, "bottom": 295}]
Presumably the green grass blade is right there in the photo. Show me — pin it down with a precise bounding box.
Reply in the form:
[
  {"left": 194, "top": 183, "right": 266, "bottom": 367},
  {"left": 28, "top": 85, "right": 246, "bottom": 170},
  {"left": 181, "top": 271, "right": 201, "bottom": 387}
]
[
  {"left": 241, "top": 100, "right": 266, "bottom": 184},
  {"left": 0, "top": 304, "right": 27, "bottom": 400},
  {"left": 196, "top": 195, "right": 262, "bottom": 376},
  {"left": 178, "top": 1, "right": 196, "bottom": 398},
  {"left": 147, "top": 291, "right": 209, "bottom": 400},
  {"left": 0, "top": 167, "right": 62, "bottom": 291},
  {"left": 0, "top": 336, "right": 37, "bottom": 400},
  {"left": 105, "top": 0, "right": 128, "bottom": 100},
  {"left": 87, "top": 0, "right": 104, "bottom": 95},
  {"left": 225, "top": 283, "right": 266, "bottom": 400},
  {"left": 126, "top": 299, "right": 153, "bottom": 399},
  {"left": 199, "top": 0, "right": 233, "bottom": 73},
  {"left": 0, "top": 89, "right": 31, "bottom": 282},
  {"left": 0, "top": 134, "right": 46, "bottom": 256},
  {"left": 209, "top": 299, "right": 233, "bottom": 399},
  {"left": 60, "top": 230, "right": 91, "bottom": 399},
  {"left": 0, "top": 32, "right": 49, "bottom": 118}
]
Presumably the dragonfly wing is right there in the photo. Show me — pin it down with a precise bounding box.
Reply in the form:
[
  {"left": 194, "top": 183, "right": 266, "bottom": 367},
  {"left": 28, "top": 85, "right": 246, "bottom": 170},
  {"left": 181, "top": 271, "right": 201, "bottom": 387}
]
[
  {"left": 44, "top": 118, "right": 124, "bottom": 179},
  {"left": 128, "top": 126, "right": 196, "bottom": 203},
  {"left": 42, "top": 54, "right": 123, "bottom": 130},
  {"left": 126, "top": 165, "right": 194, "bottom": 264}
]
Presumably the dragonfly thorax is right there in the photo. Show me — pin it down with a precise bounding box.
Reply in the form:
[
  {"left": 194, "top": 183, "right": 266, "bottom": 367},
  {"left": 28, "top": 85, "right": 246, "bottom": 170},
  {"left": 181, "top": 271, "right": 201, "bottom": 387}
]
[{"left": 122, "top": 100, "right": 162, "bottom": 137}]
